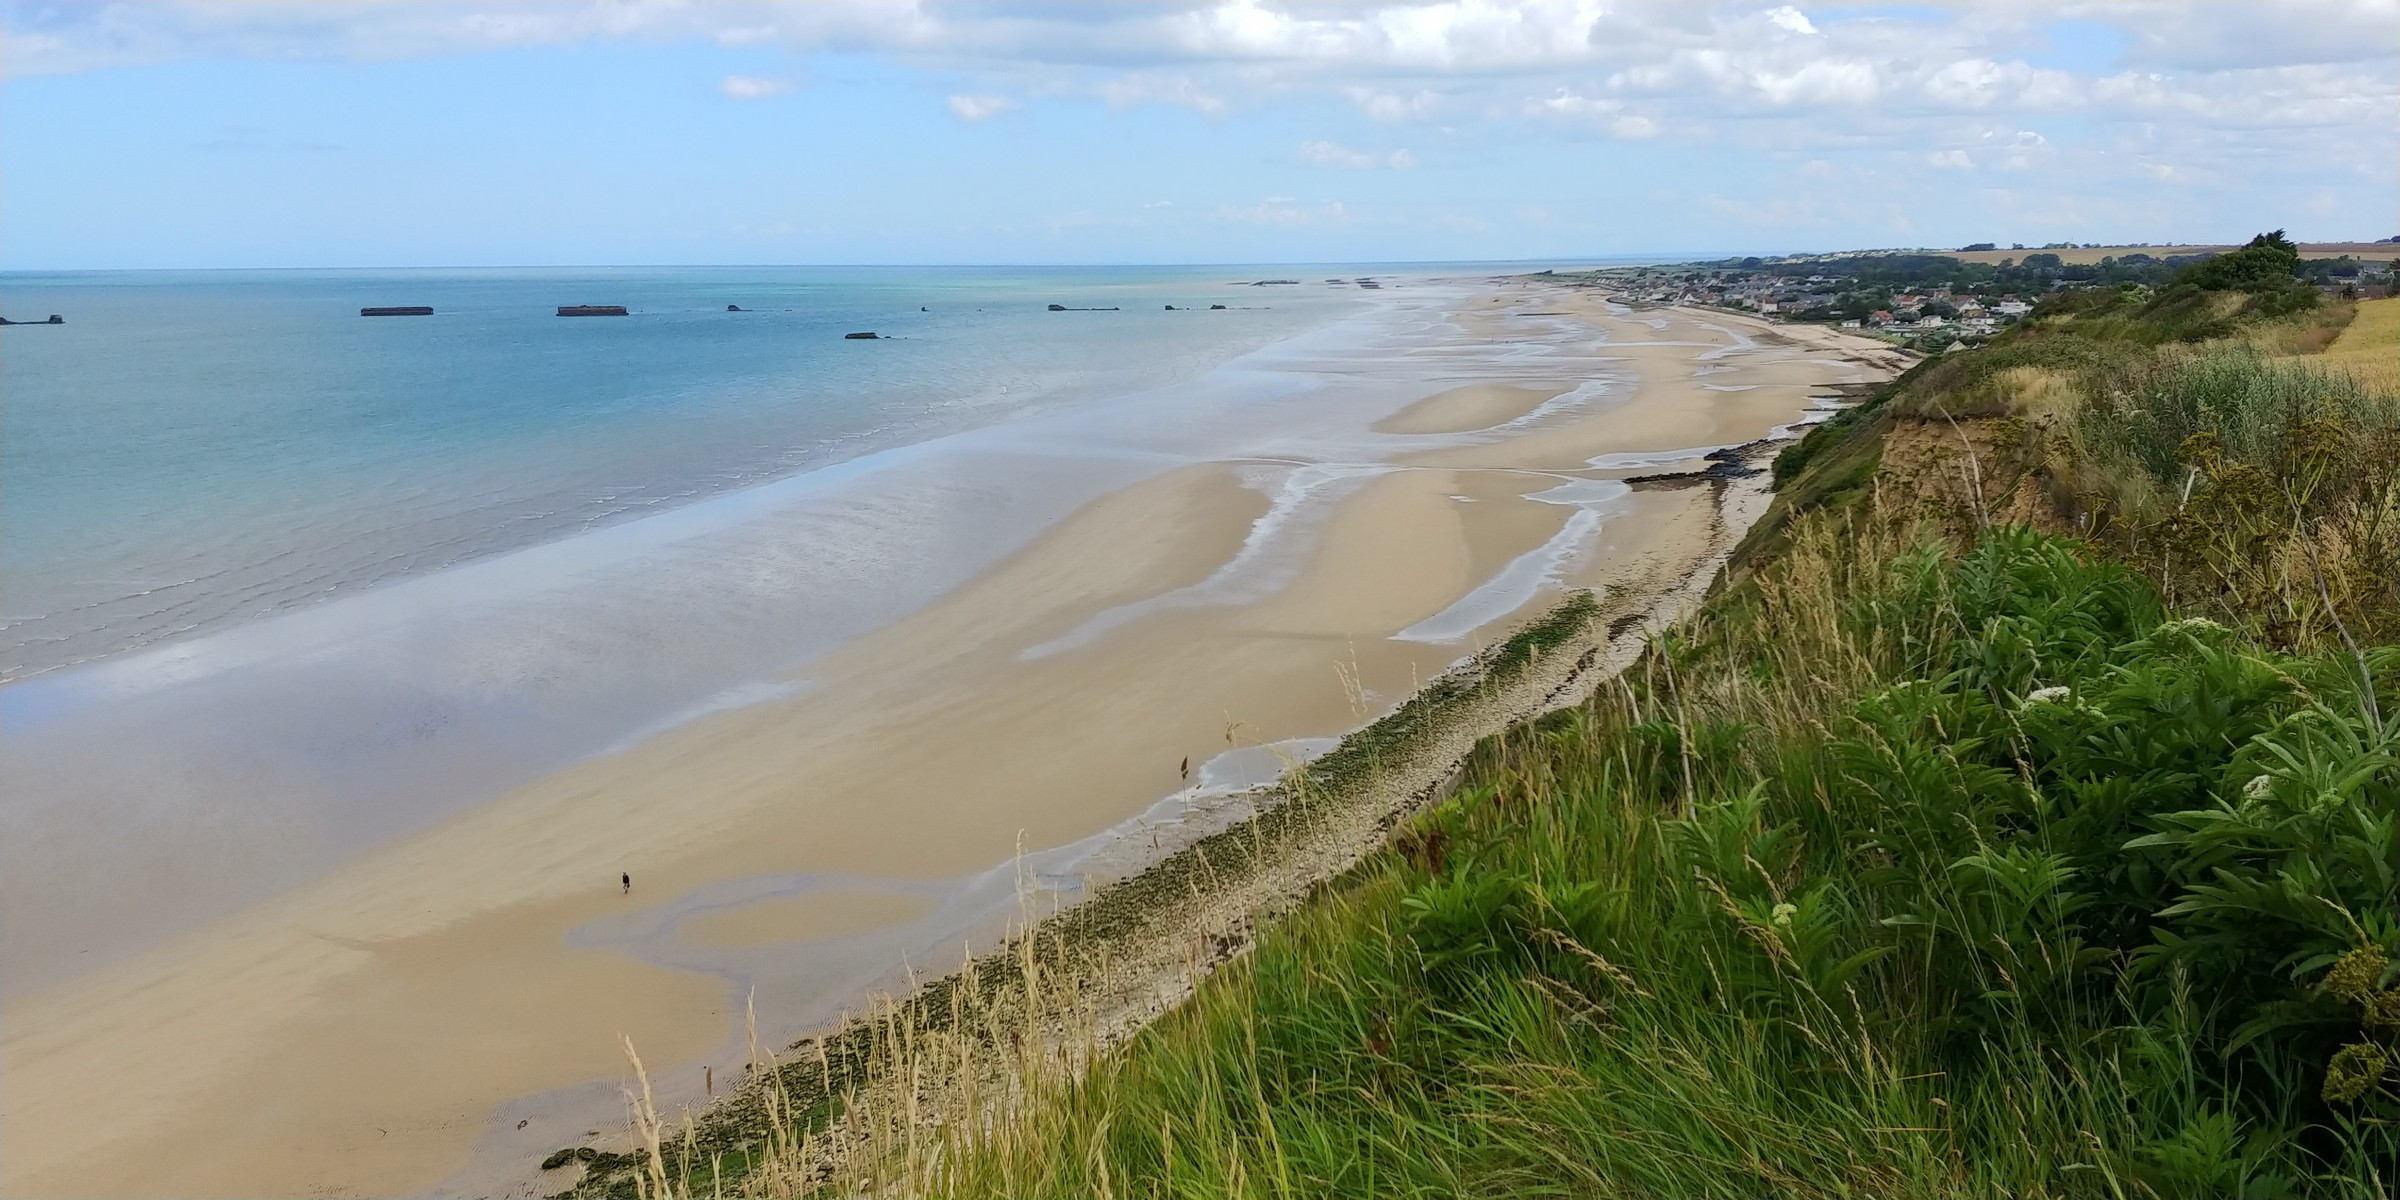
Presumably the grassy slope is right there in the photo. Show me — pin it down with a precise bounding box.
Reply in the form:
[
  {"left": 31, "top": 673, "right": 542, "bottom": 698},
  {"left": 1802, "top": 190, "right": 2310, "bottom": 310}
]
[
  {"left": 2320, "top": 297, "right": 2400, "bottom": 396},
  {"left": 894, "top": 286, "right": 2400, "bottom": 1198}
]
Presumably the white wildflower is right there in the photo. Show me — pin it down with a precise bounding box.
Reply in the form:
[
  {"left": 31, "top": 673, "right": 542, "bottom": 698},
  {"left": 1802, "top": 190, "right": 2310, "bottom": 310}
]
[
  {"left": 2159, "top": 616, "right": 2226, "bottom": 636},
  {"left": 2243, "top": 775, "right": 2274, "bottom": 800},
  {"left": 1771, "top": 902, "right": 1797, "bottom": 928},
  {"left": 2024, "top": 685, "right": 2073, "bottom": 707}
]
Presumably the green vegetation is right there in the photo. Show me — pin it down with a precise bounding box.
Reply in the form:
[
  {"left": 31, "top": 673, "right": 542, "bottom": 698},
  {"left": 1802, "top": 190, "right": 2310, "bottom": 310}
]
[
  {"left": 589, "top": 254, "right": 2399, "bottom": 1200},
  {"left": 1730, "top": 250, "right": 2212, "bottom": 315}
]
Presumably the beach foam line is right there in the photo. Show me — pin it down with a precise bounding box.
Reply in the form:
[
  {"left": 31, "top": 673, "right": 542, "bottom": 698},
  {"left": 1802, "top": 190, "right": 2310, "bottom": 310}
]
[
  {"left": 597, "top": 677, "right": 817, "bottom": 757},
  {"left": 1585, "top": 445, "right": 1737, "bottom": 471},
  {"left": 1394, "top": 477, "right": 1631, "bottom": 644},
  {"left": 1480, "top": 376, "right": 1618, "bottom": 435},
  {"left": 1019, "top": 461, "right": 1390, "bottom": 659}
]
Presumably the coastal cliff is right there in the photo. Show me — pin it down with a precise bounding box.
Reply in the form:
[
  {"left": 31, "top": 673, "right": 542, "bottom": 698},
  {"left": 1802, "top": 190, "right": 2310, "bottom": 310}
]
[{"left": 559, "top": 259, "right": 2400, "bottom": 1199}]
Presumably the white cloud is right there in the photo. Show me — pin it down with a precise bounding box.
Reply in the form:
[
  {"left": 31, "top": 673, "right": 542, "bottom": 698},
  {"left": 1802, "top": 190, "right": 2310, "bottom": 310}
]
[
  {"left": 1986, "top": 129, "right": 2050, "bottom": 171},
  {"left": 718, "top": 74, "right": 790, "bottom": 100},
  {"left": 1217, "top": 196, "right": 1350, "bottom": 227},
  {"left": 945, "top": 93, "right": 1019, "bottom": 122},
  {"left": 1928, "top": 148, "right": 1976, "bottom": 170},
  {"left": 1299, "top": 139, "right": 1414, "bottom": 169},
  {"left": 1095, "top": 71, "right": 1227, "bottom": 115},
  {"left": 1346, "top": 86, "right": 1441, "bottom": 122},
  {"left": 1766, "top": 7, "right": 1817, "bottom": 36},
  {"left": 1530, "top": 90, "right": 1660, "bottom": 138}
]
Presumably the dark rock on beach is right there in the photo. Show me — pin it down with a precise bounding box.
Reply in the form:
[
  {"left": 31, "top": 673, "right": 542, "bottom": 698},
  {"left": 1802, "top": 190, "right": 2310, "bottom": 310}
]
[{"left": 1623, "top": 444, "right": 1770, "bottom": 491}]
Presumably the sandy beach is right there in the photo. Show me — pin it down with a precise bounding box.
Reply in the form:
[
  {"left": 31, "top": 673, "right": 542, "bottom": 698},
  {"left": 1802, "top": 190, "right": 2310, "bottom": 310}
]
[{"left": 0, "top": 285, "right": 1901, "bottom": 1199}]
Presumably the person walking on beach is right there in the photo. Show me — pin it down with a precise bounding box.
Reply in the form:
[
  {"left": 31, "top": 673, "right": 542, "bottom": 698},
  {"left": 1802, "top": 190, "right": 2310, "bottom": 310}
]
[{"left": 622, "top": 872, "right": 631, "bottom": 895}]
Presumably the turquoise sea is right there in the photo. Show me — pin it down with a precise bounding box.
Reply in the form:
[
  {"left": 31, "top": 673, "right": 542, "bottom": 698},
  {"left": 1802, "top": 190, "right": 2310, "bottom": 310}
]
[{"left": 1, "top": 266, "right": 1365, "bottom": 681}]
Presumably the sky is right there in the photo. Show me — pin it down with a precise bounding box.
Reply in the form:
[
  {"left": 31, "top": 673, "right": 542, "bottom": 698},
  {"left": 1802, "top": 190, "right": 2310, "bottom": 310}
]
[{"left": 2, "top": 0, "right": 2394, "bottom": 269}]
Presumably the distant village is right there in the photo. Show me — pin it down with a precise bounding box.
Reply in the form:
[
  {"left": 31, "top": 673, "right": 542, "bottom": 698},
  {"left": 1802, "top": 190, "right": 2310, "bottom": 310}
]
[{"left": 1567, "top": 243, "right": 2396, "bottom": 354}]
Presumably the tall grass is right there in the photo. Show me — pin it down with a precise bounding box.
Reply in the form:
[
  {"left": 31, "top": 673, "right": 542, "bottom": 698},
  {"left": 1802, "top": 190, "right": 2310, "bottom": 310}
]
[
  {"left": 2061, "top": 346, "right": 2400, "bottom": 646},
  {"left": 2319, "top": 298, "right": 2400, "bottom": 397}
]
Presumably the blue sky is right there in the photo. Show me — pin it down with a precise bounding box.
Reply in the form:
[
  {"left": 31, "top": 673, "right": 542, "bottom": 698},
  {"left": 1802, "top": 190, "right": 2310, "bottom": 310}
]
[{"left": 4, "top": 1, "right": 2393, "bottom": 269}]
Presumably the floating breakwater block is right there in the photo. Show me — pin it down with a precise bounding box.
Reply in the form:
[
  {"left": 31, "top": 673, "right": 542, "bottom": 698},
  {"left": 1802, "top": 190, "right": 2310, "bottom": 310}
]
[
  {"left": 361, "top": 306, "right": 434, "bottom": 317},
  {"left": 556, "top": 305, "right": 629, "bottom": 317},
  {"left": 843, "top": 331, "right": 880, "bottom": 339}
]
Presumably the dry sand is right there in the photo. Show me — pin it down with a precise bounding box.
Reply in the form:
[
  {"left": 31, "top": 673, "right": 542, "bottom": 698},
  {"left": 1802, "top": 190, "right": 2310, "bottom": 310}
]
[{"left": 0, "top": 289, "right": 1898, "bottom": 1199}]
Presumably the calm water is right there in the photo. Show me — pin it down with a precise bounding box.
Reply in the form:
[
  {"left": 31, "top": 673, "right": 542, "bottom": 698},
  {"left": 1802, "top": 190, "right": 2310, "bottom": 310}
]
[{"left": 0, "top": 267, "right": 1358, "bottom": 681}]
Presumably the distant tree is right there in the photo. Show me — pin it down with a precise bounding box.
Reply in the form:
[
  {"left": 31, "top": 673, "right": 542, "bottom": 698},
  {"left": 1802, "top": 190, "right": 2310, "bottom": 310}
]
[
  {"left": 2022, "top": 252, "right": 2065, "bottom": 270},
  {"left": 2178, "top": 230, "right": 2301, "bottom": 292},
  {"left": 1740, "top": 256, "right": 1764, "bottom": 269},
  {"left": 2300, "top": 256, "right": 2362, "bottom": 281},
  {"left": 1959, "top": 242, "right": 1997, "bottom": 252}
]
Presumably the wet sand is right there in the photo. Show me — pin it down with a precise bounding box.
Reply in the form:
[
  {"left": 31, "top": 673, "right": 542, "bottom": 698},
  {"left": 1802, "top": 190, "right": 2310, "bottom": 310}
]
[
  {"left": 0, "top": 289, "right": 1897, "bottom": 1199},
  {"left": 1374, "top": 382, "right": 1572, "bottom": 434}
]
